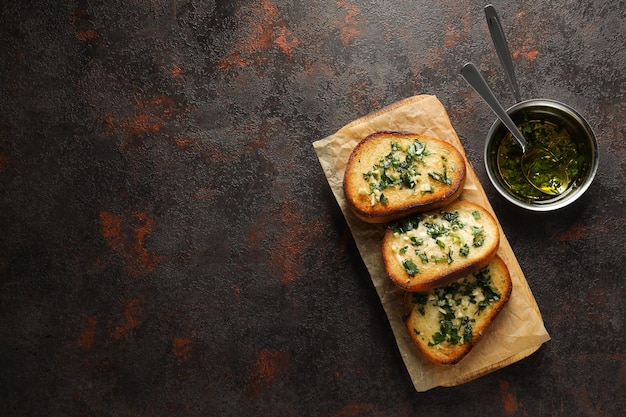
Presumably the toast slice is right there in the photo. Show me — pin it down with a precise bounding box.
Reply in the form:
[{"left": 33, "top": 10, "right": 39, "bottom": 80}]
[
  {"left": 404, "top": 255, "right": 512, "bottom": 365},
  {"left": 382, "top": 200, "right": 500, "bottom": 292},
  {"left": 343, "top": 131, "right": 466, "bottom": 223}
]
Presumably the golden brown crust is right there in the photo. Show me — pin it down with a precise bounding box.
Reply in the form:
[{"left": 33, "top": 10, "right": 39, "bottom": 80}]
[
  {"left": 404, "top": 255, "right": 512, "bottom": 365},
  {"left": 382, "top": 200, "right": 500, "bottom": 292},
  {"left": 343, "top": 131, "right": 466, "bottom": 223}
]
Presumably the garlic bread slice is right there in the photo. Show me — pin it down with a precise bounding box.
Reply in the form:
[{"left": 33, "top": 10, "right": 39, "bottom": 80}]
[
  {"left": 404, "top": 255, "right": 512, "bottom": 365},
  {"left": 382, "top": 201, "right": 499, "bottom": 292},
  {"left": 343, "top": 131, "right": 466, "bottom": 223}
]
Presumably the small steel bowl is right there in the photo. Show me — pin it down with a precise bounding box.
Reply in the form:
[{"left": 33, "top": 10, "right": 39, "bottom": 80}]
[{"left": 484, "top": 99, "right": 598, "bottom": 211}]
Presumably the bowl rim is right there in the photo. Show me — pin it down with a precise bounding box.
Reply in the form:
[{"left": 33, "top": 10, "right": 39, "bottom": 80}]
[{"left": 483, "top": 99, "right": 599, "bottom": 211}]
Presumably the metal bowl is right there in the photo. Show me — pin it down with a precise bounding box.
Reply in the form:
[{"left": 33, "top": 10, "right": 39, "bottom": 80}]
[{"left": 484, "top": 99, "right": 598, "bottom": 211}]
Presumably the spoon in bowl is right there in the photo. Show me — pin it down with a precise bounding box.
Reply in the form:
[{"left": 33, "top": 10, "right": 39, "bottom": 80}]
[{"left": 461, "top": 62, "right": 570, "bottom": 195}]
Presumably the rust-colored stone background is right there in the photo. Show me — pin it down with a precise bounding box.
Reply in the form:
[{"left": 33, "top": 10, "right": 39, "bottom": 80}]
[{"left": 1, "top": 1, "right": 624, "bottom": 416}]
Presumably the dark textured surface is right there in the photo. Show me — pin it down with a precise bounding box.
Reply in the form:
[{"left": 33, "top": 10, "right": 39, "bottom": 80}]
[{"left": 1, "top": 1, "right": 625, "bottom": 416}]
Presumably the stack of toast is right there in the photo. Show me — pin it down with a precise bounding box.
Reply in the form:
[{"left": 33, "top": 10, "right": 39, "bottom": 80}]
[{"left": 343, "top": 131, "right": 512, "bottom": 365}]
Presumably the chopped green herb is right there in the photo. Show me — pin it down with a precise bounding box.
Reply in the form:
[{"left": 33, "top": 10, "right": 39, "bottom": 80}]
[
  {"left": 408, "top": 141, "right": 426, "bottom": 157},
  {"left": 441, "top": 210, "right": 459, "bottom": 223},
  {"left": 428, "top": 167, "right": 452, "bottom": 185},
  {"left": 402, "top": 259, "right": 419, "bottom": 276},
  {"left": 400, "top": 172, "right": 415, "bottom": 188},
  {"left": 360, "top": 139, "right": 438, "bottom": 204},
  {"left": 424, "top": 222, "right": 448, "bottom": 239},
  {"left": 474, "top": 267, "right": 501, "bottom": 310},
  {"left": 496, "top": 119, "right": 589, "bottom": 201},
  {"left": 431, "top": 252, "right": 451, "bottom": 264},
  {"left": 463, "top": 324, "right": 473, "bottom": 341},
  {"left": 389, "top": 215, "right": 421, "bottom": 234},
  {"left": 471, "top": 226, "right": 485, "bottom": 247},
  {"left": 417, "top": 265, "right": 499, "bottom": 346},
  {"left": 429, "top": 331, "right": 447, "bottom": 346}
]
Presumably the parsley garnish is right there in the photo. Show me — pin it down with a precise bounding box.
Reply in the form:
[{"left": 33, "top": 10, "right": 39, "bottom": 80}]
[
  {"left": 418, "top": 251, "right": 429, "bottom": 264},
  {"left": 441, "top": 210, "right": 459, "bottom": 223},
  {"left": 361, "top": 139, "right": 432, "bottom": 204},
  {"left": 423, "top": 222, "right": 448, "bottom": 239},
  {"left": 428, "top": 167, "right": 452, "bottom": 185},
  {"left": 389, "top": 215, "right": 421, "bottom": 234},
  {"left": 415, "top": 265, "right": 498, "bottom": 347},
  {"left": 402, "top": 259, "right": 419, "bottom": 276},
  {"left": 431, "top": 249, "right": 453, "bottom": 264},
  {"left": 471, "top": 226, "right": 486, "bottom": 247}
]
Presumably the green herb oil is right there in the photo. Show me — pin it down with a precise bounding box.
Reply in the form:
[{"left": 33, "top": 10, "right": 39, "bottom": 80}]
[{"left": 496, "top": 120, "right": 588, "bottom": 201}]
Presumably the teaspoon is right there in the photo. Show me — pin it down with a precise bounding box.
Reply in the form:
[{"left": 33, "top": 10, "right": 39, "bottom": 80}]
[
  {"left": 461, "top": 62, "right": 570, "bottom": 195},
  {"left": 485, "top": 4, "right": 522, "bottom": 103}
]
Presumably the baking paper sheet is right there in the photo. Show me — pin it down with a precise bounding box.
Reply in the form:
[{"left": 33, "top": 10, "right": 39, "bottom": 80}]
[{"left": 313, "top": 94, "right": 550, "bottom": 392}]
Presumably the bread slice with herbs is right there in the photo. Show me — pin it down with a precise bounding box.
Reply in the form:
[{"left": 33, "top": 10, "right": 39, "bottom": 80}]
[
  {"left": 382, "top": 200, "right": 500, "bottom": 292},
  {"left": 343, "top": 131, "right": 466, "bottom": 223},
  {"left": 404, "top": 255, "right": 512, "bottom": 365}
]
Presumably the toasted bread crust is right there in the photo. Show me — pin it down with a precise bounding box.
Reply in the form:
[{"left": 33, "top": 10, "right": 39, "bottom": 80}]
[
  {"left": 343, "top": 131, "right": 466, "bottom": 223},
  {"left": 404, "top": 255, "right": 512, "bottom": 365},
  {"left": 382, "top": 201, "right": 500, "bottom": 292}
]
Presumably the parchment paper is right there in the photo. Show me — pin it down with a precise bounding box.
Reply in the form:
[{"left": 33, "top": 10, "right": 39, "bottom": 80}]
[{"left": 313, "top": 95, "right": 551, "bottom": 392}]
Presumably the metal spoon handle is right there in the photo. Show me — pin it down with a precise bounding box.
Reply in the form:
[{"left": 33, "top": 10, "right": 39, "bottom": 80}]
[
  {"left": 460, "top": 63, "right": 529, "bottom": 151},
  {"left": 485, "top": 4, "right": 522, "bottom": 103}
]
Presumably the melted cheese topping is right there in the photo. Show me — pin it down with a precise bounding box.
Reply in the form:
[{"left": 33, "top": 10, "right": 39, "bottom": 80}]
[
  {"left": 410, "top": 266, "right": 500, "bottom": 347},
  {"left": 389, "top": 209, "right": 486, "bottom": 278},
  {"left": 359, "top": 138, "right": 455, "bottom": 205}
]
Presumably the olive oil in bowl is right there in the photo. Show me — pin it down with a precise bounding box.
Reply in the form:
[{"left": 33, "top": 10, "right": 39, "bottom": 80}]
[
  {"left": 496, "top": 119, "right": 579, "bottom": 199},
  {"left": 485, "top": 100, "right": 598, "bottom": 211}
]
